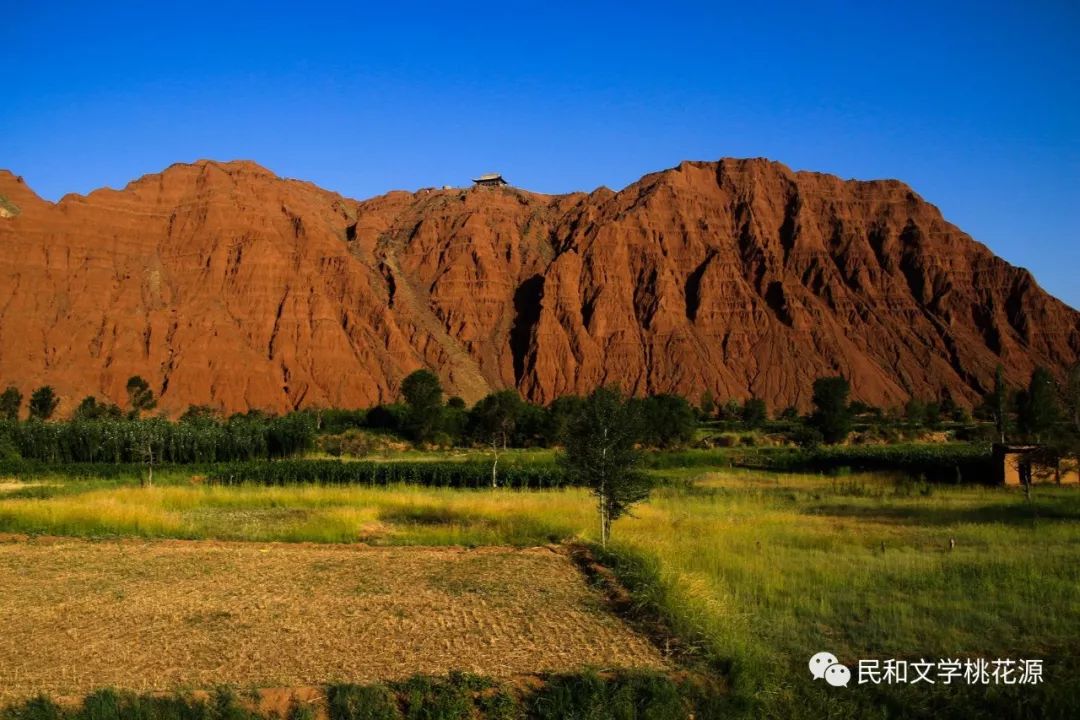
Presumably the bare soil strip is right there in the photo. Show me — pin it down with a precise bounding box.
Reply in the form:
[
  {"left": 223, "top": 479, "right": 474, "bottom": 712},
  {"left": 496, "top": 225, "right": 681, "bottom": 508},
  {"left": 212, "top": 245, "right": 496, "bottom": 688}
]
[{"left": 0, "top": 537, "right": 664, "bottom": 701}]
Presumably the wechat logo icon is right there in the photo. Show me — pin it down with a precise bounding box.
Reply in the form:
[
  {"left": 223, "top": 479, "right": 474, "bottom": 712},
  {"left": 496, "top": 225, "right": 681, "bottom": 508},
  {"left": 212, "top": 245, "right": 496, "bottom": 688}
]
[{"left": 809, "top": 651, "right": 851, "bottom": 687}]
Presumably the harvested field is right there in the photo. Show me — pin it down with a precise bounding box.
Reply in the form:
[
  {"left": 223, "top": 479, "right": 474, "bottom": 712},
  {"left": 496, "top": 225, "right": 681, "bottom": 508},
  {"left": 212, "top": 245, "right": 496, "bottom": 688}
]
[{"left": 0, "top": 537, "right": 665, "bottom": 701}]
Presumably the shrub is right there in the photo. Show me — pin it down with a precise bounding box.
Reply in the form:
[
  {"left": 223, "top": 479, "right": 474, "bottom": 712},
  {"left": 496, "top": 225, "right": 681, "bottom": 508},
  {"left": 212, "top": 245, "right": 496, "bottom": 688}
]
[
  {"left": 0, "top": 696, "right": 65, "bottom": 720},
  {"left": 397, "top": 675, "right": 474, "bottom": 720},
  {"left": 529, "top": 671, "right": 607, "bottom": 720},
  {"left": 530, "top": 671, "right": 688, "bottom": 720},
  {"left": 318, "top": 429, "right": 375, "bottom": 457},
  {"left": 955, "top": 424, "right": 998, "bottom": 442},
  {"left": 1, "top": 673, "right": 717, "bottom": 720},
  {"left": 311, "top": 408, "right": 368, "bottom": 434},
  {"left": 792, "top": 424, "right": 824, "bottom": 449},
  {"left": 0, "top": 687, "right": 263, "bottom": 720},
  {"left": 328, "top": 684, "right": 403, "bottom": 720}
]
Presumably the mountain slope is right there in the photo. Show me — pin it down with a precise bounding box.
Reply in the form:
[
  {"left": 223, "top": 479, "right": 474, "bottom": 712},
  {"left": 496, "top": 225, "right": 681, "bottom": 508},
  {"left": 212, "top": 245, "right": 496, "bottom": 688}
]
[{"left": 0, "top": 158, "right": 1076, "bottom": 415}]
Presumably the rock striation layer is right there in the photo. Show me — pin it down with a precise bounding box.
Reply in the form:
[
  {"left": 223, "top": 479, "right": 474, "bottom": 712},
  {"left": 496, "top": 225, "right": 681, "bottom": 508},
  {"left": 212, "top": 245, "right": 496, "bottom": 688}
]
[{"left": 0, "top": 158, "right": 1076, "bottom": 415}]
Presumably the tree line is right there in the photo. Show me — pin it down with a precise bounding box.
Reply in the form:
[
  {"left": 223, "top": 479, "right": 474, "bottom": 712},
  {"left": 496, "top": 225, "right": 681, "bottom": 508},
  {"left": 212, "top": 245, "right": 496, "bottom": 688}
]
[
  {"left": 0, "top": 376, "right": 157, "bottom": 422},
  {"left": 4, "top": 363, "right": 1078, "bottom": 462},
  {"left": 801, "top": 364, "right": 1080, "bottom": 455},
  {"left": 0, "top": 376, "right": 314, "bottom": 464}
]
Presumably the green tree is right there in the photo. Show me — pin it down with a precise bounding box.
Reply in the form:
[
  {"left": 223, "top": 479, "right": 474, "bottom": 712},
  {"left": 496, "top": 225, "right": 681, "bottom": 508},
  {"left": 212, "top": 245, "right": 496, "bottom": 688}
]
[
  {"left": 0, "top": 386, "right": 22, "bottom": 421},
  {"left": 1065, "top": 363, "right": 1080, "bottom": 436},
  {"left": 810, "top": 376, "right": 851, "bottom": 445},
  {"left": 560, "top": 387, "right": 652, "bottom": 547},
  {"left": 634, "top": 394, "right": 697, "bottom": 448},
  {"left": 132, "top": 418, "right": 169, "bottom": 486},
  {"left": 1016, "top": 367, "right": 1061, "bottom": 443},
  {"left": 125, "top": 376, "right": 157, "bottom": 418},
  {"left": 904, "top": 398, "right": 927, "bottom": 427},
  {"left": 924, "top": 401, "right": 943, "bottom": 430},
  {"left": 440, "top": 396, "right": 469, "bottom": 443},
  {"left": 699, "top": 390, "right": 716, "bottom": 419},
  {"left": 73, "top": 395, "right": 114, "bottom": 420},
  {"left": 180, "top": 405, "right": 220, "bottom": 422},
  {"left": 981, "top": 365, "right": 1010, "bottom": 443},
  {"left": 28, "top": 386, "right": 59, "bottom": 421},
  {"left": 544, "top": 395, "right": 587, "bottom": 446},
  {"left": 741, "top": 398, "right": 767, "bottom": 429},
  {"left": 514, "top": 402, "right": 548, "bottom": 447},
  {"left": 399, "top": 369, "right": 444, "bottom": 442},
  {"left": 792, "top": 423, "right": 824, "bottom": 449},
  {"left": 718, "top": 399, "right": 742, "bottom": 422},
  {"left": 365, "top": 403, "right": 407, "bottom": 433},
  {"left": 469, "top": 390, "right": 526, "bottom": 487},
  {"left": 940, "top": 393, "right": 965, "bottom": 423},
  {"left": 1057, "top": 364, "right": 1080, "bottom": 483}
]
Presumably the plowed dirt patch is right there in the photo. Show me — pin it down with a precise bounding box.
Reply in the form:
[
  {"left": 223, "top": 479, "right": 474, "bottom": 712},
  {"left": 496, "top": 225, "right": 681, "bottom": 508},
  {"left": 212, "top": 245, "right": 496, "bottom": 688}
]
[{"left": 0, "top": 538, "right": 664, "bottom": 701}]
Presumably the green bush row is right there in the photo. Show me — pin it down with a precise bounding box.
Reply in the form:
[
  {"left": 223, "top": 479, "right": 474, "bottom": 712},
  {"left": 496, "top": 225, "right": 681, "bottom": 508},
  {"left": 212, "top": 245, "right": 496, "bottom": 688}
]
[
  {"left": 733, "top": 443, "right": 994, "bottom": 483},
  {"left": 0, "top": 460, "right": 216, "bottom": 480},
  {"left": 207, "top": 459, "right": 570, "bottom": 489},
  {"left": 642, "top": 443, "right": 994, "bottom": 482},
  {"left": 0, "top": 671, "right": 719, "bottom": 720},
  {"left": 0, "top": 415, "right": 315, "bottom": 464}
]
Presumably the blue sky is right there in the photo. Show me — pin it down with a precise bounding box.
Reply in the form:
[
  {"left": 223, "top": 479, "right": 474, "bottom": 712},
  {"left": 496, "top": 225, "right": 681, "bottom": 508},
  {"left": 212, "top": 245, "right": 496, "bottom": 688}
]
[{"left": 2, "top": 1, "right": 1077, "bottom": 308}]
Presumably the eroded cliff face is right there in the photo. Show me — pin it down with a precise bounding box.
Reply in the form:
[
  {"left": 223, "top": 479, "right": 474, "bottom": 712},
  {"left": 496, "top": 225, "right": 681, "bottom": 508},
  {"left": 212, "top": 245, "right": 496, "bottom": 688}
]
[{"left": 0, "top": 158, "right": 1076, "bottom": 415}]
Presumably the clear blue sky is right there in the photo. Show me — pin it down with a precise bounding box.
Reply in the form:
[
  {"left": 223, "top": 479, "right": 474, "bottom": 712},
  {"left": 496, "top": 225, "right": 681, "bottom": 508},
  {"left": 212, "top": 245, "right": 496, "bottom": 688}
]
[{"left": 3, "top": 1, "right": 1077, "bottom": 308}]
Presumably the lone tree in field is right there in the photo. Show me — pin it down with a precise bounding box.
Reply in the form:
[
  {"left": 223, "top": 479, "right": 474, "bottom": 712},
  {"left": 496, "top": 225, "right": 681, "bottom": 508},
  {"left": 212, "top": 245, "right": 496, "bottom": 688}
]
[
  {"left": 560, "top": 387, "right": 653, "bottom": 547},
  {"left": 400, "top": 369, "right": 444, "bottom": 442},
  {"left": 469, "top": 390, "right": 525, "bottom": 487},
  {"left": 28, "top": 386, "right": 59, "bottom": 421},
  {"left": 810, "top": 376, "right": 852, "bottom": 444},
  {"left": 0, "top": 386, "right": 21, "bottom": 421},
  {"left": 126, "top": 376, "right": 157, "bottom": 418},
  {"left": 134, "top": 417, "right": 168, "bottom": 487}
]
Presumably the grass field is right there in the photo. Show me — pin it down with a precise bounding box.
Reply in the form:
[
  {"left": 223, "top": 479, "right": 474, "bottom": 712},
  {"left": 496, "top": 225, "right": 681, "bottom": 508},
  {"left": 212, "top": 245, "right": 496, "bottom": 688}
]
[{"left": 1, "top": 467, "right": 1077, "bottom": 717}]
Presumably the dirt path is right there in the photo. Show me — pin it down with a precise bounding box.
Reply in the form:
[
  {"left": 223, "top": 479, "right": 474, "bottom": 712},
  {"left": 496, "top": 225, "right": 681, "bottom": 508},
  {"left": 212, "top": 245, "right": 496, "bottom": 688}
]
[{"left": 0, "top": 537, "right": 664, "bottom": 701}]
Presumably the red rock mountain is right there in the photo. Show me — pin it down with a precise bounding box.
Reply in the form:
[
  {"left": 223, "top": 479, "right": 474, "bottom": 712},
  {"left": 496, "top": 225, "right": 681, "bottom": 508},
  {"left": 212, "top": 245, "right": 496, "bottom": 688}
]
[{"left": 0, "top": 158, "right": 1077, "bottom": 416}]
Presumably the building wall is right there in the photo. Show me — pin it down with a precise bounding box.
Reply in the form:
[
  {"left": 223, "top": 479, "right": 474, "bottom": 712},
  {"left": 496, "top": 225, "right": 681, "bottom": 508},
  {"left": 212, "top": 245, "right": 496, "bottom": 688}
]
[{"left": 1001, "top": 451, "right": 1079, "bottom": 486}]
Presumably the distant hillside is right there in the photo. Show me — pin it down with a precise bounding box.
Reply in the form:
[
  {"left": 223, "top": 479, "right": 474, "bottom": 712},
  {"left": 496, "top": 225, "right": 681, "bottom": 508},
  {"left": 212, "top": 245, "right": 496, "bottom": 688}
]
[{"left": 0, "top": 159, "right": 1076, "bottom": 415}]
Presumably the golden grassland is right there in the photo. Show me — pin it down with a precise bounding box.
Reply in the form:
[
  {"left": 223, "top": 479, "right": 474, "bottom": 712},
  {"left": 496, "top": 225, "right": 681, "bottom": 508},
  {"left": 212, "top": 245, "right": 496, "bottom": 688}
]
[{"left": 1, "top": 468, "right": 1078, "bottom": 713}]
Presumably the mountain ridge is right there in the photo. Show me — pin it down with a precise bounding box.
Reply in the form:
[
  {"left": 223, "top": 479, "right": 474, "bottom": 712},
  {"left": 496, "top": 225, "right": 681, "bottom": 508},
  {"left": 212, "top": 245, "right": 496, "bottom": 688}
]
[{"left": 1, "top": 157, "right": 1076, "bottom": 415}]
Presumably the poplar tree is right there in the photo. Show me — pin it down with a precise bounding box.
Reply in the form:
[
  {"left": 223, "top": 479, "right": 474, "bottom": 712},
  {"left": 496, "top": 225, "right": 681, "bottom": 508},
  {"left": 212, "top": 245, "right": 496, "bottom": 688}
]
[{"left": 560, "top": 387, "right": 652, "bottom": 547}]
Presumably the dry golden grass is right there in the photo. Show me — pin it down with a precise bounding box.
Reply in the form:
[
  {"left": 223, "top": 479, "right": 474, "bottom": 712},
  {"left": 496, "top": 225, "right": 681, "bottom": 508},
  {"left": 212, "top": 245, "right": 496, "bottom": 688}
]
[{"left": 0, "top": 536, "right": 664, "bottom": 702}]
